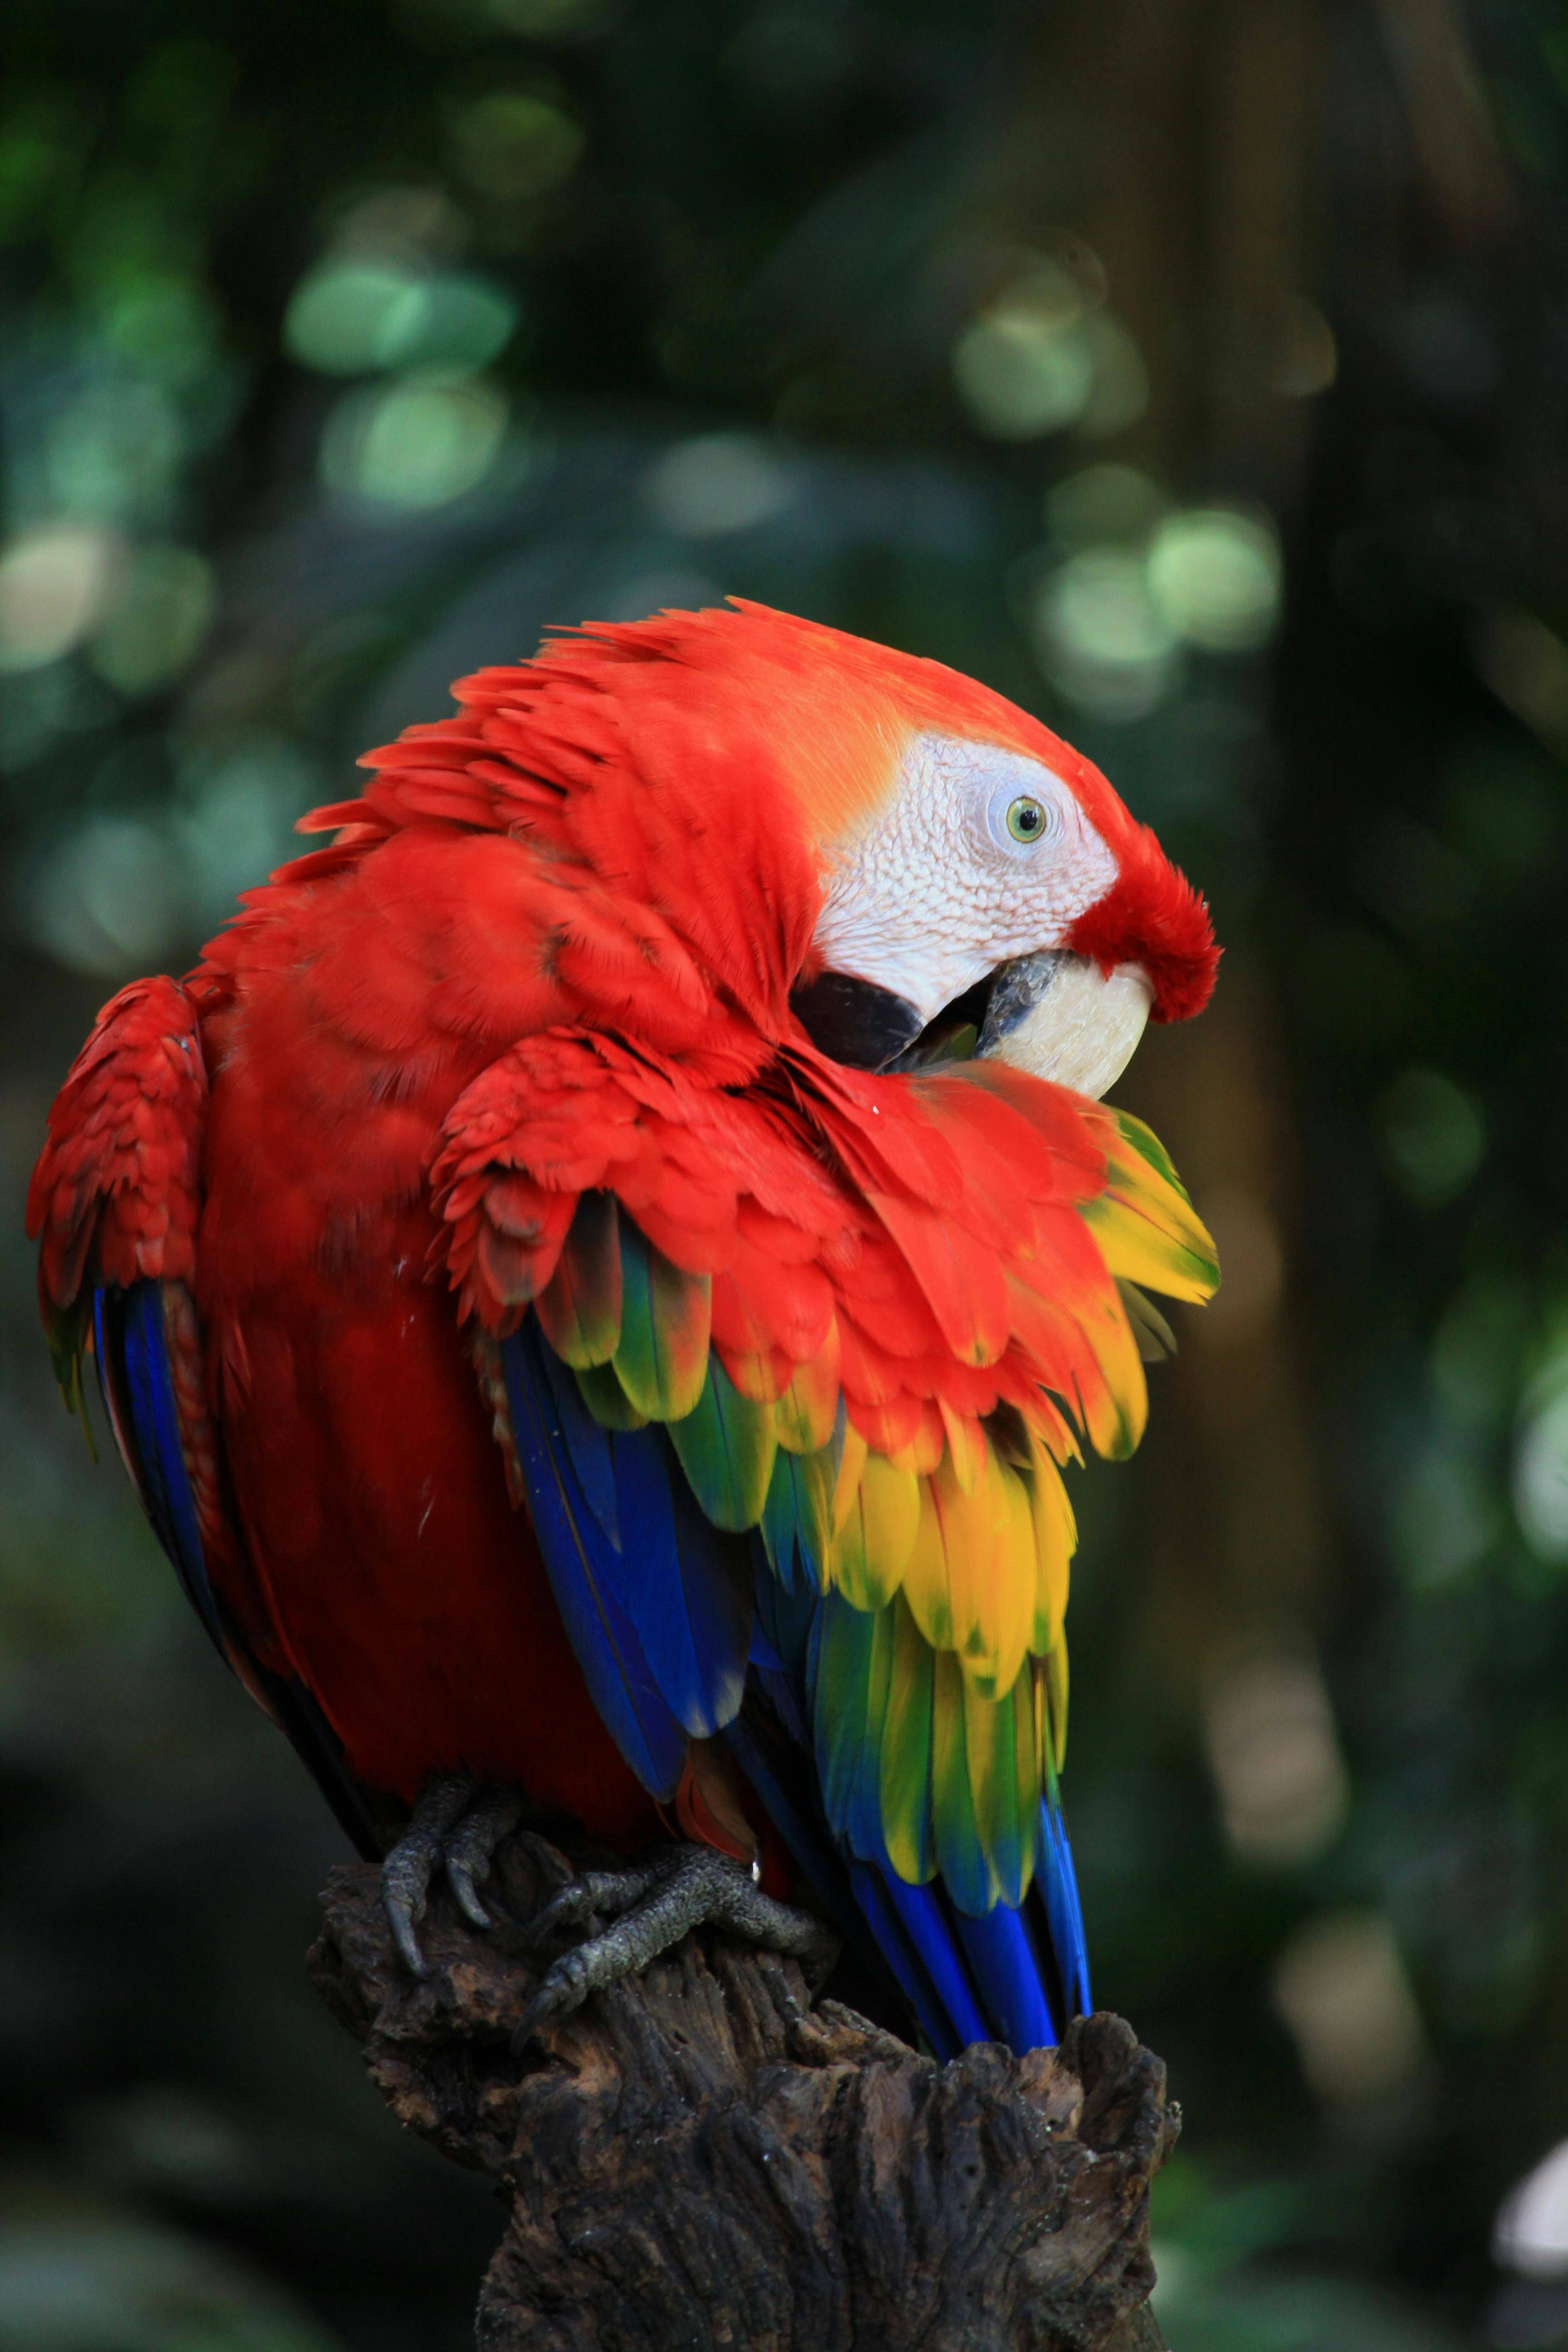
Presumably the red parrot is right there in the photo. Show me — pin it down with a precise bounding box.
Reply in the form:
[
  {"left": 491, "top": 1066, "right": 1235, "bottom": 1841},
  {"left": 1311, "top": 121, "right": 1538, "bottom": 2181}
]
[{"left": 29, "top": 603, "right": 1217, "bottom": 2057}]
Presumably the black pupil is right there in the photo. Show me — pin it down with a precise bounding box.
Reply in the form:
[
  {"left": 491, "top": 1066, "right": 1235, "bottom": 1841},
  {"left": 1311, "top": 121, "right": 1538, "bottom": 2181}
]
[{"left": 1016, "top": 804, "right": 1040, "bottom": 833}]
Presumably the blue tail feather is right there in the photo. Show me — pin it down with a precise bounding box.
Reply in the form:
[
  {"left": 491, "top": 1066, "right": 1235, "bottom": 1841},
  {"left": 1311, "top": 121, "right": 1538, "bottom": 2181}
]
[
  {"left": 953, "top": 1901, "right": 1060, "bottom": 2053},
  {"left": 873, "top": 1870, "right": 991, "bottom": 2053},
  {"left": 1040, "top": 1795, "right": 1093, "bottom": 2019}
]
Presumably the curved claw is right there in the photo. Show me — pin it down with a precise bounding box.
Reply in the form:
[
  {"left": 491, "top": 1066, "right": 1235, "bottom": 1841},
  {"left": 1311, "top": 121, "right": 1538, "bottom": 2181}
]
[
  {"left": 515, "top": 1946, "right": 599, "bottom": 2046},
  {"left": 445, "top": 1788, "right": 527, "bottom": 1930},
  {"left": 381, "top": 1774, "right": 475, "bottom": 1977},
  {"left": 381, "top": 1774, "right": 531, "bottom": 1971},
  {"left": 519, "top": 1860, "right": 662, "bottom": 1952}
]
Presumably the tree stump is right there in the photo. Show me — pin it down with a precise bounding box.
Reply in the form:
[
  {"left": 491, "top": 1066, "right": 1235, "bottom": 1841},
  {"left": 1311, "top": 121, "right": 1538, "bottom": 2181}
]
[{"left": 308, "top": 1833, "right": 1175, "bottom": 2350}]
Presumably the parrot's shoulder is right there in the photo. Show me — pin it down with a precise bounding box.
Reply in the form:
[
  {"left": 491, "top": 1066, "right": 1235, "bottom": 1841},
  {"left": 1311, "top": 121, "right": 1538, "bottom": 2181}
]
[
  {"left": 28, "top": 973, "right": 207, "bottom": 1309},
  {"left": 27, "top": 973, "right": 208, "bottom": 1424},
  {"left": 192, "top": 803, "right": 752, "bottom": 1077}
]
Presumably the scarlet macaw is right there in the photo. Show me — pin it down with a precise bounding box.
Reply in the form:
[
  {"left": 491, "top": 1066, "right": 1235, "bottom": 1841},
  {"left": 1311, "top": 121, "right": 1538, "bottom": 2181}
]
[{"left": 28, "top": 603, "right": 1217, "bottom": 2059}]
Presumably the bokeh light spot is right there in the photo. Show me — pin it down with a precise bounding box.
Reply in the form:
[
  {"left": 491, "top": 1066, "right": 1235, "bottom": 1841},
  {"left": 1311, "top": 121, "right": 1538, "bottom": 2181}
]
[
  {"left": 954, "top": 321, "right": 1092, "bottom": 441},
  {"left": 175, "top": 737, "right": 318, "bottom": 926},
  {"left": 1204, "top": 1655, "right": 1350, "bottom": 1867},
  {"left": 0, "top": 524, "right": 121, "bottom": 672},
  {"left": 1472, "top": 607, "right": 1568, "bottom": 754},
  {"left": 642, "top": 434, "right": 793, "bottom": 537},
  {"left": 1271, "top": 1912, "right": 1426, "bottom": 2110},
  {"left": 952, "top": 263, "right": 1095, "bottom": 440},
  {"left": 286, "top": 261, "right": 428, "bottom": 375},
  {"left": 24, "top": 815, "right": 186, "bottom": 975},
  {"left": 319, "top": 376, "right": 509, "bottom": 508},
  {"left": 1146, "top": 508, "right": 1283, "bottom": 652},
  {"left": 0, "top": 98, "right": 83, "bottom": 243},
  {"left": 89, "top": 545, "right": 215, "bottom": 694},
  {"left": 447, "top": 91, "right": 585, "bottom": 204},
  {"left": 1392, "top": 1447, "right": 1499, "bottom": 1588},
  {"left": 46, "top": 383, "right": 184, "bottom": 526},
  {"left": 1028, "top": 548, "right": 1179, "bottom": 720},
  {"left": 101, "top": 277, "right": 222, "bottom": 391},
  {"left": 286, "top": 261, "right": 516, "bottom": 378},
  {"left": 330, "top": 184, "right": 470, "bottom": 265},
  {"left": 1046, "top": 463, "right": 1167, "bottom": 549},
  {"left": 594, "top": 567, "right": 725, "bottom": 623},
  {"left": 1514, "top": 1378, "right": 1568, "bottom": 1564},
  {"left": 1496, "top": 2141, "right": 1568, "bottom": 2278},
  {"left": 1376, "top": 1066, "right": 1485, "bottom": 1208},
  {"left": 1264, "top": 293, "right": 1338, "bottom": 398},
  {"left": 1076, "top": 314, "right": 1150, "bottom": 436}
]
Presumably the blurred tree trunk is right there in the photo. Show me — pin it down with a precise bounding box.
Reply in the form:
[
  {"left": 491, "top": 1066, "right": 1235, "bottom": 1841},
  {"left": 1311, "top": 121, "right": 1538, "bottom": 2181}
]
[
  {"left": 990, "top": 0, "right": 1350, "bottom": 1705},
  {"left": 981, "top": 0, "right": 1515, "bottom": 1805}
]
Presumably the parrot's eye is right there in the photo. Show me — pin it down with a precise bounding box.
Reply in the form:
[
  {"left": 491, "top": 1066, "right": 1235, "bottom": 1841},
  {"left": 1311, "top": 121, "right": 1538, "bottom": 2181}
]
[{"left": 978, "top": 754, "right": 1069, "bottom": 856}]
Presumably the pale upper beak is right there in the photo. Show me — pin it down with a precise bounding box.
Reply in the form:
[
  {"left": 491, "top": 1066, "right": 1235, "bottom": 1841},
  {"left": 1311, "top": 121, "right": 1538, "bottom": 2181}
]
[{"left": 978, "top": 951, "right": 1152, "bottom": 1100}]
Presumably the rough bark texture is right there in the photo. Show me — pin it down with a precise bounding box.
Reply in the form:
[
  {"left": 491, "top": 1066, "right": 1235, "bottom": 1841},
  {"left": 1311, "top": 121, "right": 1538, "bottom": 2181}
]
[{"left": 309, "top": 1834, "right": 1176, "bottom": 2351}]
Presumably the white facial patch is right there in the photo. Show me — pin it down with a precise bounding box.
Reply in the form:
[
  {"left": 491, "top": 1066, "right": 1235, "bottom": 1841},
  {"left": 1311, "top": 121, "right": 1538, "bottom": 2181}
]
[{"left": 812, "top": 732, "right": 1118, "bottom": 1022}]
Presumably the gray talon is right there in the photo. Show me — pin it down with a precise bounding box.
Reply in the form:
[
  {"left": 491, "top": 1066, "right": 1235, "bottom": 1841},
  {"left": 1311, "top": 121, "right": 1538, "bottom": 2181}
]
[
  {"left": 512, "top": 1842, "right": 839, "bottom": 2049},
  {"left": 512, "top": 1828, "right": 576, "bottom": 1897},
  {"left": 382, "top": 1773, "right": 528, "bottom": 1972},
  {"left": 446, "top": 1787, "right": 527, "bottom": 1929},
  {"left": 519, "top": 1860, "right": 661, "bottom": 1952}
]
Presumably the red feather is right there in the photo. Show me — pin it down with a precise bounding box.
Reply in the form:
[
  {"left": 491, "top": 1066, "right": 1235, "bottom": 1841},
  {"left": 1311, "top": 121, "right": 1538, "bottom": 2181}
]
[{"left": 28, "top": 601, "right": 1216, "bottom": 1856}]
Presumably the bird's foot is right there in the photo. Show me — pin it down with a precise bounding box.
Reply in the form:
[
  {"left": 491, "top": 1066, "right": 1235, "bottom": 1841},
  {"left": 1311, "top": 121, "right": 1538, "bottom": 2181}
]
[
  {"left": 513, "top": 1841, "right": 839, "bottom": 2048},
  {"left": 382, "top": 1774, "right": 528, "bottom": 1975}
]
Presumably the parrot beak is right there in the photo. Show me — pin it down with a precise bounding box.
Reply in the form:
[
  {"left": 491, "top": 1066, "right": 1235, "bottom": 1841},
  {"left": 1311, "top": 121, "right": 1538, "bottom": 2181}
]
[{"left": 976, "top": 951, "right": 1153, "bottom": 1100}]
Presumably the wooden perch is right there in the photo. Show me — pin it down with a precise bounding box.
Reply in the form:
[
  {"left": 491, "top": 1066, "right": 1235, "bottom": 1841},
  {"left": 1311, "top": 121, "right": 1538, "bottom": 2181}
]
[{"left": 309, "top": 1832, "right": 1175, "bottom": 2350}]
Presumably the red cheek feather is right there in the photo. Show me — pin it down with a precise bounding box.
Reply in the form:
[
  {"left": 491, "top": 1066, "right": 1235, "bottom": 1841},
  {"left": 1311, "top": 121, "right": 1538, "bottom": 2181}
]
[{"left": 1065, "top": 823, "right": 1220, "bottom": 1024}]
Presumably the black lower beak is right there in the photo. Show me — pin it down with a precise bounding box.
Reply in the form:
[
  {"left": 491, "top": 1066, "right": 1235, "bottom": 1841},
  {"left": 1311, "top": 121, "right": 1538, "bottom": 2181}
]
[
  {"left": 791, "top": 962, "right": 1036, "bottom": 1073},
  {"left": 788, "top": 971, "right": 925, "bottom": 1070}
]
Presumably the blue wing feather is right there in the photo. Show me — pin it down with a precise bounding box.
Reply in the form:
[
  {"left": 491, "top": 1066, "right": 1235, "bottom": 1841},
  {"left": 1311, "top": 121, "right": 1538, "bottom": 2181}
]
[
  {"left": 598, "top": 1424, "right": 751, "bottom": 1737},
  {"left": 103, "top": 1283, "right": 225, "bottom": 1653},
  {"left": 94, "top": 1279, "right": 379, "bottom": 1862},
  {"left": 505, "top": 1319, "right": 751, "bottom": 1756},
  {"left": 532, "top": 1334, "right": 622, "bottom": 1550},
  {"left": 501, "top": 1323, "right": 688, "bottom": 1797}
]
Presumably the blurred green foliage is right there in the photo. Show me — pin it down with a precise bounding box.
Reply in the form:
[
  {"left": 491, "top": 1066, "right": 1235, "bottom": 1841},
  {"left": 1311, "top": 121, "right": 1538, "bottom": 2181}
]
[{"left": 3, "top": 0, "right": 1568, "bottom": 2345}]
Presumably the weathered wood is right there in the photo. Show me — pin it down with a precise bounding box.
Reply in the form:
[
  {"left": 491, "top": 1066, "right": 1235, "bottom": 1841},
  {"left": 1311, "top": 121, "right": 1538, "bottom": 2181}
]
[{"left": 309, "top": 1833, "right": 1175, "bottom": 2350}]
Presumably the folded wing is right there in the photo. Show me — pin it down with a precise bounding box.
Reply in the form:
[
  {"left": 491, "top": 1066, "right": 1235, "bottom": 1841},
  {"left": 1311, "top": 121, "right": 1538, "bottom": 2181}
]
[
  {"left": 26, "top": 978, "right": 379, "bottom": 1859},
  {"left": 434, "top": 1028, "right": 1217, "bottom": 2053}
]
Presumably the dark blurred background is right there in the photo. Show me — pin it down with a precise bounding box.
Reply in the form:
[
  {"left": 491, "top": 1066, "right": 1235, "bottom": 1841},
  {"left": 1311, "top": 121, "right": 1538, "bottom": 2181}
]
[{"left": 2, "top": 0, "right": 1567, "bottom": 2344}]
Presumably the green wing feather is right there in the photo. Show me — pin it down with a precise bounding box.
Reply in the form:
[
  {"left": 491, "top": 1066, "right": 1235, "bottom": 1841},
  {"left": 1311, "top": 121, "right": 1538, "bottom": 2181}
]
[
  {"left": 536, "top": 1189, "right": 623, "bottom": 1367},
  {"left": 612, "top": 1220, "right": 711, "bottom": 1420},
  {"left": 880, "top": 1593, "right": 938, "bottom": 1886},
  {"left": 760, "top": 1442, "right": 832, "bottom": 1592},
  {"left": 668, "top": 1354, "right": 778, "bottom": 1531},
  {"left": 573, "top": 1359, "right": 647, "bottom": 1430}
]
